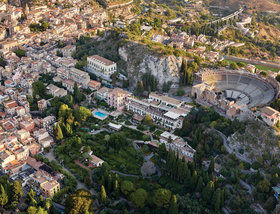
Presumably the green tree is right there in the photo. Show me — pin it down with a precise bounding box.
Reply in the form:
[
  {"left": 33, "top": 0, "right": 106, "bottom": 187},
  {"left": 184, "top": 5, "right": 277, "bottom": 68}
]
[
  {"left": 135, "top": 81, "right": 144, "bottom": 96},
  {"left": 73, "top": 82, "right": 85, "bottom": 103},
  {"left": 26, "top": 188, "right": 37, "bottom": 206},
  {"left": 37, "top": 207, "right": 48, "bottom": 214},
  {"left": 143, "top": 114, "right": 153, "bottom": 126},
  {"left": 44, "top": 198, "right": 52, "bottom": 211},
  {"left": 276, "top": 74, "right": 280, "bottom": 83},
  {"left": 190, "top": 170, "right": 198, "bottom": 190},
  {"left": 11, "top": 180, "right": 23, "bottom": 201},
  {"left": 121, "top": 181, "right": 135, "bottom": 195},
  {"left": 230, "top": 62, "right": 239, "bottom": 70},
  {"left": 54, "top": 123, "right": 63, "bottom": 141},
  {"left": 0, "top": 57, "right": 7, "bottom": 67},
  {"left": 65, "top": 189, "right": 93, "bottom": 214},
  {"left": 208, "top": 157, "right": 214, "bottom": 175},
  {"left": 14, "top": 49, "right": 26, "bottom": 58},
  {"left": 176, "top": 87, "right": 185, "bottom": 96},
  {"left": 168, "top": 195, "right": 178, "bottom": 214},
  {"left": 32, "top": 81, "right": 46, "bottom": 98},
  {"left": 257, "top": 179, "right": 270, "bottom": 193},
  {"left": 211, "top": 188, "right": 221, "bottom": 212},
  {"left": 75, "top": 106, "right": 91, "bottom": 123},
  {"left": 0, "top": 184, "right": 8, "bottom": 207},
  {"left": 162, "top": 82, "right": 170, "bottom": 93},
  {"left": 58, "top": 40, "right": 64, "bottom": 48},
  {"left": 113, "top": 179, "right": 119, "bottom": 193},
  {"left": 130, "top": 188, "right": 147, "bottom": 208},
  {"left": 100, "top": 185, "right": 107, "bottom": 204},
  {"left": 202, "top": 181, "right": 214, "bottom": 204},
  {"left": 260, "top": 71, "right": 268, "bottom": 77},
  {"left": 196, "top": 176, "right": 203, "bottom": 193},
  {"left": 104, "top": 134, "right": 110, "bottom": 147},
  {"left": 27, "top": 206, "right": 37, "bottom": 214},
  {"left": 65, "top": 123, "right": 73, "bottom": 136},
  {"left": 153, "top": 188, "right": 171, "bottom": 208},
  {"left": 58, "top": 104, "right": 72, "bottom": 124}
]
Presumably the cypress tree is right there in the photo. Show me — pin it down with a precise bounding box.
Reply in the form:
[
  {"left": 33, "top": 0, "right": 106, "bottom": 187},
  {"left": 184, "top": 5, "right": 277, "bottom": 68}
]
[
  {"left": 100, "top": 185, "right": 107, "bottom": 204},
  {"left": 0, "top": 185, "right": 8, "bottom": 207},
  {"left": 54, "top": 123, "right": 63, "bottom": 141},
  {"left": 168, "top": 195, "right": 178, "bottom": 214},
  {"left": 190, "top": 170, "right": 198, "bottom": 191},
  {"left": 107, "top": 174, "right": 112, "bottom": 193},
  {"left": 202, "top": 181, "right": 214, "bottom": 204},
  {"left": 113, "top": 179, "right": 119, "bottom": 193},
  {"left": 196, "top": 176, "right": 203, "bottom": 193},
  {"left": 208, "top": 157, "right": 214, "bottom": 175},
  {"left": 220, "top": 188, "right": 225, "bottom": 207},
  {"left": 184, "top": 169, "right": 191, "bottom": 191},
  {"left": 212, "top": 188, "right": 221, "bottom": 212}
]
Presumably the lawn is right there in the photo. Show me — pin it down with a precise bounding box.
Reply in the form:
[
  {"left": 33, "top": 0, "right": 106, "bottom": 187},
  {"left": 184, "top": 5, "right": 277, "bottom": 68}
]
[
  {"left": 255, "top": 64, "right": 279, "bottom": 72},
  {"left": 120, "top": 126, "right": 144, "bottom": 140},
  {"left": 85, "top": 130, "right": 144, "bottom": 175},
  {"left": 95, "top": 145, "right": 144, "bottom": 175},
  {"left": 153, "top": 129, "right": 163, "bottom": 138}
]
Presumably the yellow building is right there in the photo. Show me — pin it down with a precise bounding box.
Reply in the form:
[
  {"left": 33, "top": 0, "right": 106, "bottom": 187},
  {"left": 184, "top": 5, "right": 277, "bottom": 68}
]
[{"left": 40, "top": 180, "right": 60, "bottom": 198}]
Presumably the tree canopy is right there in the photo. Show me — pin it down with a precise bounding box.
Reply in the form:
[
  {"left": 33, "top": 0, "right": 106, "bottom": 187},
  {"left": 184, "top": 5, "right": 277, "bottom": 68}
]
[{"left": 65, "top": 189, "right": 93, "bottom": 214}]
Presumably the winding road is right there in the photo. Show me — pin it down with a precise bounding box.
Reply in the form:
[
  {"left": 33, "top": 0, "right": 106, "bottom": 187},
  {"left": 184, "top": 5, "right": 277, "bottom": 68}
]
[{"left": 43, "top": 149, "right": 97, "bottom": 196}]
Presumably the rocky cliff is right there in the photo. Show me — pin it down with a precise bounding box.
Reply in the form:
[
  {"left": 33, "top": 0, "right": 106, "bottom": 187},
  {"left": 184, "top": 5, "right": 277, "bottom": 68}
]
[{"left": 118, "top": 43, "right": 185, "bottom": 89}]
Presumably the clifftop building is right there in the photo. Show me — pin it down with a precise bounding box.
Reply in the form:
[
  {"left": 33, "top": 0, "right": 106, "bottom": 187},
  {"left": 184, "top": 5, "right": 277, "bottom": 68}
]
[{"left": 87, "top": 55, "right": 117, "bottom": 82}]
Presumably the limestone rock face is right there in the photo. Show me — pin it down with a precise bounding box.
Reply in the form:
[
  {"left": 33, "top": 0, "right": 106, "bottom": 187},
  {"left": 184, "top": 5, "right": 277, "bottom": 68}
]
[{"left": 119, "top": 43, "right": 185, "bottom": 89}]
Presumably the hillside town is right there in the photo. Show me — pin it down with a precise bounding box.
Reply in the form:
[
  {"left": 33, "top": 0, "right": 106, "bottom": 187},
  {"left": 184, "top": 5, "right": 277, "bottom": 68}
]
[{"left": 0, "top": 0, "right": 280, "bottom": 213}]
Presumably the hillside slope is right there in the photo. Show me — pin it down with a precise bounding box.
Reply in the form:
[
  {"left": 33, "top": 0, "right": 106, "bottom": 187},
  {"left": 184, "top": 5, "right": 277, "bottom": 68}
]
[{"left": 209, "top": 0, "right": 280, "bottom": 12}]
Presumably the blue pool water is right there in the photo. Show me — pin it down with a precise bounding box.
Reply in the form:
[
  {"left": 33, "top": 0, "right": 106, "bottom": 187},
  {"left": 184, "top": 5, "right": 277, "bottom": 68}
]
[{"left": 94, "top": 112, "right": 107, "bottom": 118}]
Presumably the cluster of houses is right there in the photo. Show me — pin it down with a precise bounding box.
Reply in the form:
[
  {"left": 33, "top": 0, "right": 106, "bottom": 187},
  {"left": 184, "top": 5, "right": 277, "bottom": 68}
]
[
  {"left": 151, "top": 31, "right": 243, "bottom": 62},
  {"left": 0, "top": 85, "right": 60, "bottom": 197},
  {"left": 0, "top": 1, "right": 108, "bottom": 49},
  {"left": 24, "top": 157, "right": 61, "bottom": 198}
]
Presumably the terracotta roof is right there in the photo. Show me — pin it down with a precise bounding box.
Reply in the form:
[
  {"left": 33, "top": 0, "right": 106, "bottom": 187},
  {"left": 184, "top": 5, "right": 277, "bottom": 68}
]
[
  {"left": 109, "top": 88, "right": 131, "bottom": 96},
  {"left": 88, "top": 80, "right": 101, "bottom": 87},
  {"left": 88, "top": 55, "right": 115, "bottom": 66},
  {"left": 262, "top": 106, "right": 279, "bottom": 117},
  {"left": 91, "top": 154, "right": 104, "bottom": 165}
]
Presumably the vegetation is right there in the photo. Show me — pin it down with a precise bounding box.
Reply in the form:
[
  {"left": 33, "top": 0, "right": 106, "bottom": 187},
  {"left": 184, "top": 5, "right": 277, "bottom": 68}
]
[
  {"left": 13, "top": 49, "right": 26, "bottom": 58},
  {"left": 29, "top": 21, "right": 50, "bottom": 32},
  {"left": 65, "top": 189, "right": 93, "bottom": 214}
]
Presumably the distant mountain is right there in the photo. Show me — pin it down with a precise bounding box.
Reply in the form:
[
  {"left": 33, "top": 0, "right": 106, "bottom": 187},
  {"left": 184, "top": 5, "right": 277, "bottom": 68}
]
[{"left": 209, "top": 0, "right": 280, "bottom": 12}]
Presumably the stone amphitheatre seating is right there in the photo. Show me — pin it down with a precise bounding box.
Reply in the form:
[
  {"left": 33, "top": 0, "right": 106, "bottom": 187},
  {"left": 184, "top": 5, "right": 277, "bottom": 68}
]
[{"left": 201, "top": 71, "right": 279, "bottom": 107}]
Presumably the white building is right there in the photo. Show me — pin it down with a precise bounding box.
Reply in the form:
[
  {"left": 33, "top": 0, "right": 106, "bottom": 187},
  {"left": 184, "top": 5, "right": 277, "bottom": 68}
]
[
  {"left": 126, "top": 93, "right": 192, "bottom": 130},
  {"left": 61, "top": 45, "right": 76, "bottom": 58},
  {"left": 68, "top": 68, "right": 90, "bottom": 88},
  {"left": 160, "top": 131, "right": 196, "bottom": 161},
  {"left": 261, "top": 106, "right": 280, "bottom": 126},
  {"left": 90, "top": 154, "right": 104, "bottom": 167},
  {"left": 87, "top": 55, "right": 117, "bottom": 81}
]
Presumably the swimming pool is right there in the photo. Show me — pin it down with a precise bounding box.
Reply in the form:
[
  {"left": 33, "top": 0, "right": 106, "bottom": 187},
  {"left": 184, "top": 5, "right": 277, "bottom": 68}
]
[{"left": 94, "top": 111, "right": 107, "bottom": 118}]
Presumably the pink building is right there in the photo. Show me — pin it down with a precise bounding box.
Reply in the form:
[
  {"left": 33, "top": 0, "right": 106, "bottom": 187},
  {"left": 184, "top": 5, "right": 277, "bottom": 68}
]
[
  {"left": 106, "top": 88, "right": 131, "bottom": 110},
  {"left": 38, "top": 99, "right": 47, "bottom": 112}
]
